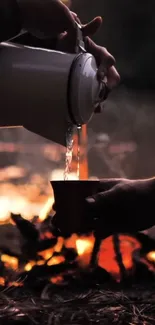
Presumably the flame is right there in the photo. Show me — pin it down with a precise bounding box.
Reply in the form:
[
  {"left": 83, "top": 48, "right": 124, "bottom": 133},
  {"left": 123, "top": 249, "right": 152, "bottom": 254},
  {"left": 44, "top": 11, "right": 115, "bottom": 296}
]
[
  {"left": 65, "top": 234, "right": 78, "bottom": 250},
  {"left": 1, "top": 254, "right": 18, "bottom": 270},
  {"left": 0, "top": 217, "right": 152, "bottom": 284},
  {"left": 47, "top": 256, "right": 65, "bottom": 266},
  {"left": 24, "top": 259, "right": 45, "bottom": 271},
  {"left": 37, "top": 238, "right": 64, "bottom": 261},
  {"left": 0, "top": 277, "right": 5, "bottom": 286},
  {"left": 39, "top": 248, "right": 54, "bottom": 260},
  {"left": 76, "top": 238, "right": 93, "bottom": 255},
  {"left": 21, "top": 232, "right": 143, "bottom": 280},
  {"left": 98, "top": 235, "right": 141, "bottom": 280},
  {"left": 54, "top": 237, "right": 64, "bottom": 252},
  {"left": 0, "top": 181, "right": 52, "bottom": 224},
  {"left": 39, "top": 197, "right": 54, "bottom": 222},
  {"left": 37, "top": 260, "right": 45, "bottom": 266},
  {"left": 25, "top": 261, "right": 36, "bottom": 272},
  {"left": 76, "top": 234, "right": 95, "bottom": 267}
]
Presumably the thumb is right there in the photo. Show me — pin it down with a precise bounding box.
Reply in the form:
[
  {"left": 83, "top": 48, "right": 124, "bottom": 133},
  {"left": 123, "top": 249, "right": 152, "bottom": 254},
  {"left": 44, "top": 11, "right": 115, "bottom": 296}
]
[
  {"left": 82, "top": 16, "right": 102, "bottom": 37},
  {"left": 86, "top": 187, "right": 115, "bottom": 214},
  {"left": 86, "top": 188, "right": 118, "bottom": 238}
]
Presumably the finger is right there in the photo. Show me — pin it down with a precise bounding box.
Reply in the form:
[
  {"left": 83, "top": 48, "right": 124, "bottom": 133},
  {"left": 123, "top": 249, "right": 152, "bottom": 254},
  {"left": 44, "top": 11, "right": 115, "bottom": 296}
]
[
  {"left": 58, "top": 1, "right": 77, "bottom": 31},
  {"left": 70, "top": 11, "right": 78, "bottom": 19},
  {"left": 106, "top": 66, "right": 120, "bottom": 89},
  {"left": 85, "top": 38, "right": 115, "bottom": 67},
  {"left": 86, "top": 187, "right": 115, "bottom": 214},
  {"left": 98, "top": 179, "right": 125, "bottom": 192},
  {"left": 82, "top": 16, "right": 102, "bottom": 37}
]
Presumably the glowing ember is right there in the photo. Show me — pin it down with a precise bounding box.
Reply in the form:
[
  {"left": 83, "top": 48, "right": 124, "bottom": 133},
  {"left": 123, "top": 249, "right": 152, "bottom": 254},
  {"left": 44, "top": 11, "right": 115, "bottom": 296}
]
[
  {"left": 37, "top": 260, "right": 45, "bottom": 266},
  {"left": 146, "top": 251, "right": 155, "bottom": 262},
  {"left": 24, "top": 260, "right": 46, "bottom": 271},
  {"left": 47, "top": 256, "right": 65, "bottom": 266},
  {"left": 65, "top": 234, "right": 77, "bottom": 250},
  {"left": 25, "top": 261, "right": 36, "bottom": 272},
  {"left": 40, "top": 231, "right": 53, "bottom": 240},
  {"left": 8, "top": 281, "right": 23, "bottom": 287},
  {"left": 54, "top": 237, "right": 64, "bottom": 252},
  {"left": 39, "top": 248, "right": 54, "bottom": 260},
  {"left": 1, "top": 254, "right": 18, "bottom": 270},
  {"left": 50, "top": 275, "right": 64, "bottom": 284},
  {"left": 0, "top": 277, "right": 5, "bottom": 286}
]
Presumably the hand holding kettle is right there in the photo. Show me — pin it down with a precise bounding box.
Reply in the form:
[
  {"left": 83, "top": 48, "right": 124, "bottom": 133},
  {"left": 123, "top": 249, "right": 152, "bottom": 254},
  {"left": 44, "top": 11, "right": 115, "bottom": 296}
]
[{"left": 0, "top": 0, "right": 120, "bottom": 144}]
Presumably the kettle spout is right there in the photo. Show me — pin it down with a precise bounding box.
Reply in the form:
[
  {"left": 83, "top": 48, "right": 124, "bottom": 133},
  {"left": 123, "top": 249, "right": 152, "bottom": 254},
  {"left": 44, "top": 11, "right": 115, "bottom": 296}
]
[{"left": 25, "top": 120, "right": 75, "bottom": 148}]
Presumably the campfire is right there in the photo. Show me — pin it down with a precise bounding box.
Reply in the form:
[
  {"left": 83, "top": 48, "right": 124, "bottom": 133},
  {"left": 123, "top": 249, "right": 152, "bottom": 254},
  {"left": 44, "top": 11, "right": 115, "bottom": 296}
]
[
  {"left": 0, "top": 203, "right": 155, "bottom": 291},
  {"left": 0, "top": 129, "right": 155, "bottom": 290}
]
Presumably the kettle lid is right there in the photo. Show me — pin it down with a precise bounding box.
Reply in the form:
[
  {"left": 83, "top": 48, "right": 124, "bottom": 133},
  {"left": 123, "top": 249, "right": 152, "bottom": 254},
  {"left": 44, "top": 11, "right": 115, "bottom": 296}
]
[{"left": 68, "top": 53, "right": 101, "bottom": 125}]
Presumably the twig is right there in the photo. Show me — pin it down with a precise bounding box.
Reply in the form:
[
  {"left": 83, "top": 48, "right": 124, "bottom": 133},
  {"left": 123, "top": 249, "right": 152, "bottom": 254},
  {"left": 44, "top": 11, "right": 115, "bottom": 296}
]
[
  {"left": 113, "top": 234, "right": 127, "bottom": 282},
  {"left": 90, "top": 236, "right": 102, "bottom": 268}
]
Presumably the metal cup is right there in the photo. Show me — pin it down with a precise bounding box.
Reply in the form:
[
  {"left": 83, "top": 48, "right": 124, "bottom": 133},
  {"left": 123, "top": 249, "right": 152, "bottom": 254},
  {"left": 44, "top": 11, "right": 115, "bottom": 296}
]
[{"left": 51, "top": 180, "right": 99, "bottom": 237}]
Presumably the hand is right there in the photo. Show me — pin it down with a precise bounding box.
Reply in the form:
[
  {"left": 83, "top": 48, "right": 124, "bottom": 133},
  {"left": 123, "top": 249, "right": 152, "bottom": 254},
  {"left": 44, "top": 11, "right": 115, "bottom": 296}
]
[
  {"left": 17, "top": 0, "right": 119, "bottom": 89},
  {"left": 20, "top": 5, "right": 119, "bottom": 143},
  {"left": 56, "top": 16, "right": 120, "bottom": 90},
  {"left": 17, "top": 0, "right": 77, "bottom": 39},
  {"left": 86, "top": 178, "right": 155, "bottom": 239}
]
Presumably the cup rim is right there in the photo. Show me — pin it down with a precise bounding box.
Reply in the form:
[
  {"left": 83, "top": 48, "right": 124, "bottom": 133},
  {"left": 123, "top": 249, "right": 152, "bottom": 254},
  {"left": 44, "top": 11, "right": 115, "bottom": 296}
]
[{"left": 50, "top": 180, "right": 99, "bottom": 183}]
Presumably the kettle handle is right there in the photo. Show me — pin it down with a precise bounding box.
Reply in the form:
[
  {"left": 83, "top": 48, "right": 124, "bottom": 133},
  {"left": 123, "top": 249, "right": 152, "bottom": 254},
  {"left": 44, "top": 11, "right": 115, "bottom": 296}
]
[
  {"left": 74, "top": 21, "right": 86, "bottom": 54},
  {"left": 74, "top": 22, "right": 110, "bottom": 106}
]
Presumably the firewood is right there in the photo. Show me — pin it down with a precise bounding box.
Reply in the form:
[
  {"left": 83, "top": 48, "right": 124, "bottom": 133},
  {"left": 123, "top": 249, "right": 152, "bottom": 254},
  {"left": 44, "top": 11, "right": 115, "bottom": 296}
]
[{"left": 11, "top": 214, "right": 39, "bottom": 241}]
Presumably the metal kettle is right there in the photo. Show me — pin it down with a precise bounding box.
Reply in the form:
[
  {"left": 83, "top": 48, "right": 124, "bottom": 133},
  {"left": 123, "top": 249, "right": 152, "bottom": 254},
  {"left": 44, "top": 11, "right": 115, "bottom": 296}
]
[{"left": 0, "top": 24, "right": 107, "bottom": 146}]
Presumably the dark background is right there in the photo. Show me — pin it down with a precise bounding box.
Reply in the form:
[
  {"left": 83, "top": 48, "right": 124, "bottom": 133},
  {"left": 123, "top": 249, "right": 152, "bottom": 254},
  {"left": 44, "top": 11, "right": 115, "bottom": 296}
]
[{"left": 72, "top": 0, "right": 155, "bottom": 179}]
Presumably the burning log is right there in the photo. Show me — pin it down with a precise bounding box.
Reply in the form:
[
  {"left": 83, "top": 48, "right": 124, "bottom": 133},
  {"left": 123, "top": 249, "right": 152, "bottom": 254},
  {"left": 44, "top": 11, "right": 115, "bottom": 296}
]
[
  {"left": 0, "top": 197, "right": 155, "bottom": 292},
  {"left": 19, "top": 261, "right": 79, "bottom": 289},
  {"left": 90, "top": 236, "right": 102, "bottom": 268},
  {"left": 11, "top": 214, "right": 39, "bottom": 241},
  {"left": 35, "top": 238, "right": 57, "bottom": 252}
]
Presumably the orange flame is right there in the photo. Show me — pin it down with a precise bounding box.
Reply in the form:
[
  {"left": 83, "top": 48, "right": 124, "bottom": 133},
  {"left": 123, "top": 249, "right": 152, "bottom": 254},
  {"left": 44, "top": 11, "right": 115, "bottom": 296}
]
[
  {"left": 0, "top": 277, "right": 5, "bottom": 286},
  {"left": 76, "top": 234, "right": 95, "bottom": 267},
  {"left": 1, "top": 254, "right": 18, "bottom": 270},
  {"left": 98, "top": 235, "right": 141, "bottom": 281},
  {"left": 47, "top": 256, "right": 65, "bottom": 266}
]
